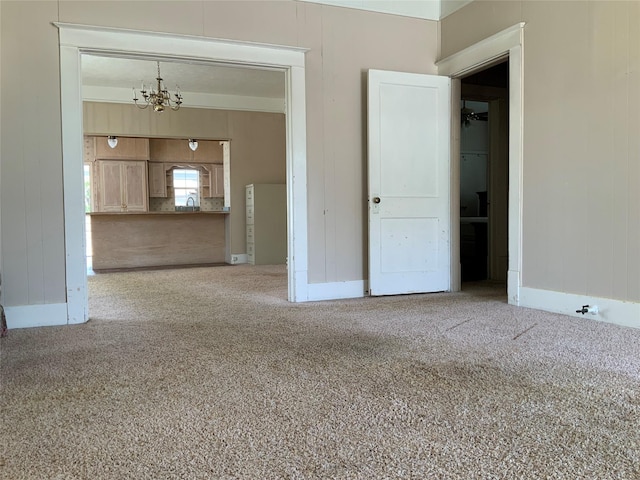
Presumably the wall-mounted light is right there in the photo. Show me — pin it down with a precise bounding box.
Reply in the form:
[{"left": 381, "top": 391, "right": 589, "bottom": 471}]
[
  {"left": 107, "top": 136, "right": 118, "bottom": 149},
  {"left": 188, "top": 139, "right": 198, "bottom": 151}
]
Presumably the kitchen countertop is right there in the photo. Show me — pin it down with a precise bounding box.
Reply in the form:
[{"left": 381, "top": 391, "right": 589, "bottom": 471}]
[{"left": 88, "top": 211, "right": 229, "bottom": 216}]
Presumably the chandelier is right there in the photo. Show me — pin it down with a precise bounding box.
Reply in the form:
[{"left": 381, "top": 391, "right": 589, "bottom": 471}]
[{"left": 133, "top": 61, "right": 183, "bottom": 112}]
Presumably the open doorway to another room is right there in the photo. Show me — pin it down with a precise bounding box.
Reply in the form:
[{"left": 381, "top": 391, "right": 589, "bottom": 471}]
[
  {"left": 459, "top": 100, "right": 489, "bottom": 281},
  {"left": 459, "top": 60, "right": 509, "bottom": 287},
  {"left": 80, "top": 54, "right": 287, "bottom": 304},
  {"left": 59, "top": 25, "right": 310, "bottom": 325}
]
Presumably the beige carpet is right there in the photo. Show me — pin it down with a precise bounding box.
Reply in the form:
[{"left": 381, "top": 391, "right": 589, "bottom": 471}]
[{"left": 1, "top": 265, "right": 639, "bottom": 479}]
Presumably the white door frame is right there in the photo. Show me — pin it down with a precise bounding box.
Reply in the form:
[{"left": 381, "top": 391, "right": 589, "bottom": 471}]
[
  {"left": 437, "top": 22, "right": 525, "bottom": 305},
  {"left": 56, "top": 23, "right": 310, "bottom": 323}
]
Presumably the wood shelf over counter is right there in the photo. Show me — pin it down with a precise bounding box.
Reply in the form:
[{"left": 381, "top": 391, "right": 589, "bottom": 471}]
[{"left": 89, "top": 212, "right": 227, "bottom": 270}]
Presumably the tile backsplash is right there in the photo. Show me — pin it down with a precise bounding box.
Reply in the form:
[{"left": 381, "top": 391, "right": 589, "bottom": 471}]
[{"left": 149, "top": 197, "right": 225, "bottom": 212}]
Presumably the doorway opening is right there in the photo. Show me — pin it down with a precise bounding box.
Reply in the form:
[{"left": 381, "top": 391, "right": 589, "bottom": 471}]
[
  {"left": 438, "top": 22, "right": 523, "bottom": 303},
  {"left": 459, "top": 60, "right": 509, "bottom": 287},
  {"left": 58, "top": 24, "right": 309, "bottom": 324}
]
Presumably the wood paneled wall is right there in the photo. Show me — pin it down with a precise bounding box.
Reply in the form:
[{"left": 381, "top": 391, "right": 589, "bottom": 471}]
[{"left": 83, "top": 103, "right": 286, "bottom": 259}]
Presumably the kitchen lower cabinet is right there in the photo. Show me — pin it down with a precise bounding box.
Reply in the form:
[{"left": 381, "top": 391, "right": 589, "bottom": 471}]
[{"left": 246, "top": 184, "right": 286, "bottom": 265}]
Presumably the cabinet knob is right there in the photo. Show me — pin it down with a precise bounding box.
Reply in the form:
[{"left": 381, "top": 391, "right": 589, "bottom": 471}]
[{"left": 372, "top": 197, "right": 381, "bottom": 204}]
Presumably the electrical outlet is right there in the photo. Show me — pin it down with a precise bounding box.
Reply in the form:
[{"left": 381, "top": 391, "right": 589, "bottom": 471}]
[{"left": 232, "top": 255, "right": 239, "bottom": 263}]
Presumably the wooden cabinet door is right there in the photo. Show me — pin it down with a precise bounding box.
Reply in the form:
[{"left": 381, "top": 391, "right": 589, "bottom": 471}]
[
  {"left": 213, "top": 164, "right": 224, "bottom": 198},
  {"left": 96, "top": 160, "right": 148, "bottom": 212},
  {"left": 148, "top": 162, "right": 167, "bottom": 198},
  {"left": 98, "top": 161, "right": 125, "bottom": 212},
  {"left": 201, "top": 164, "right": 224, "bottom": 198},
  {"left": 123, "top": 162, "right": 148, "bottom": 211}
]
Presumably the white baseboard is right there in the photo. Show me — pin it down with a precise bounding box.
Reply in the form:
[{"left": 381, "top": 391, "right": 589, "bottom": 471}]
[
  {"left": 306, "top": 280, "right": 367, "bottom": 302},
  {"left": 5, "top": 303, "right": 69, "bottom": 329},
  {"left": 8, "top": 286, "right": 634, "bottom": 331},
  {"left": 229, "top": 253, "right": 248, "bottom": 265},
  {"left": 519, "top": 287, "right": 640, "bottom": 329}
]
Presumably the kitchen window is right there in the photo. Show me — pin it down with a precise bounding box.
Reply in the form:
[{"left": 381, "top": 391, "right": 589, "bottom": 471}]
[{"left": 173, "top": 169, "right": 200, "bottom": 207}]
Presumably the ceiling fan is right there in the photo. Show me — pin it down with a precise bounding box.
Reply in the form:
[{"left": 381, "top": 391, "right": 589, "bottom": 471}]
[{"left": 461, "top": 101, "right": 488, "bottom": 126}]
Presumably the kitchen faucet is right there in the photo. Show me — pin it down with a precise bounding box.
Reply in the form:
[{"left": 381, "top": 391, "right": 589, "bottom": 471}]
[{"left": 186, "top": 197, "right": 195, "bottom": 207}]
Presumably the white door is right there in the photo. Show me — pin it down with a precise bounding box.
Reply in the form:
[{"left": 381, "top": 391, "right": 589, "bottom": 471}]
[{"left": 368, "top": 70, "right": 451, "bottom": 296}]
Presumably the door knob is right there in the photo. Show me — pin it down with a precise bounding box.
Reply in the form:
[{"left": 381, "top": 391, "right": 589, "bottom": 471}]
[{"left": 373, "top": 197, "right": 381, "bottom": 204}]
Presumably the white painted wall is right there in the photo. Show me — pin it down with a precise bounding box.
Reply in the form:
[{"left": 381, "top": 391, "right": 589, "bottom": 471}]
[
  {"left": 0, "top": 1, "right": 439, "bottom": 327},
  {"left": 441, "top": 1, "right": 640, "bottom": 327}
]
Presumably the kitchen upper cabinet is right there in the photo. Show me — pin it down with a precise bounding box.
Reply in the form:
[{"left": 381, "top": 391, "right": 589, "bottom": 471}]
[
  {"left": 201, "top": 164, "right": 224, "bottom": 198},
  {"left": 213, "top": 165, "right": 224, "bottom": 198},
  {"left": 95, "top": 160, "right": 148, "bottom": 212},
  {"left": 87, "top": 137, "right": 225, "bottom": 205},
  {"left": 93, "top": 136, "right": 149, "bottom": 160},
  {"left": 148, "top": 162, "right": 167, "bottom": 198}
]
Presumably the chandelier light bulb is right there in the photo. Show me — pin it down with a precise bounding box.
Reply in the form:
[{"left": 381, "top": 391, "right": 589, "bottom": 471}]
[
  {"left": 107, "top": 136, "right": 118, "bottom": 148},
  {"left": 188, "top": 139, "right": 198, "bottom": 151}
]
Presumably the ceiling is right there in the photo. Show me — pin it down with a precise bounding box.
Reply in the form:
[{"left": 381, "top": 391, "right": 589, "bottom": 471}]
[
  {"left": 82, "top": 55, "right": 285, "bottom": 97},
  {"left": 81, "top": 54, "right": 286, "bottom": 112},
  {"left": 300, "top": 0, "right": 473, "bottom": 20}
]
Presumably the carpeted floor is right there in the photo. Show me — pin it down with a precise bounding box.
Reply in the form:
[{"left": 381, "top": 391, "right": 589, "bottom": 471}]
[{"left": 1, "top": 265, "right": 639, "bottom": 479}]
